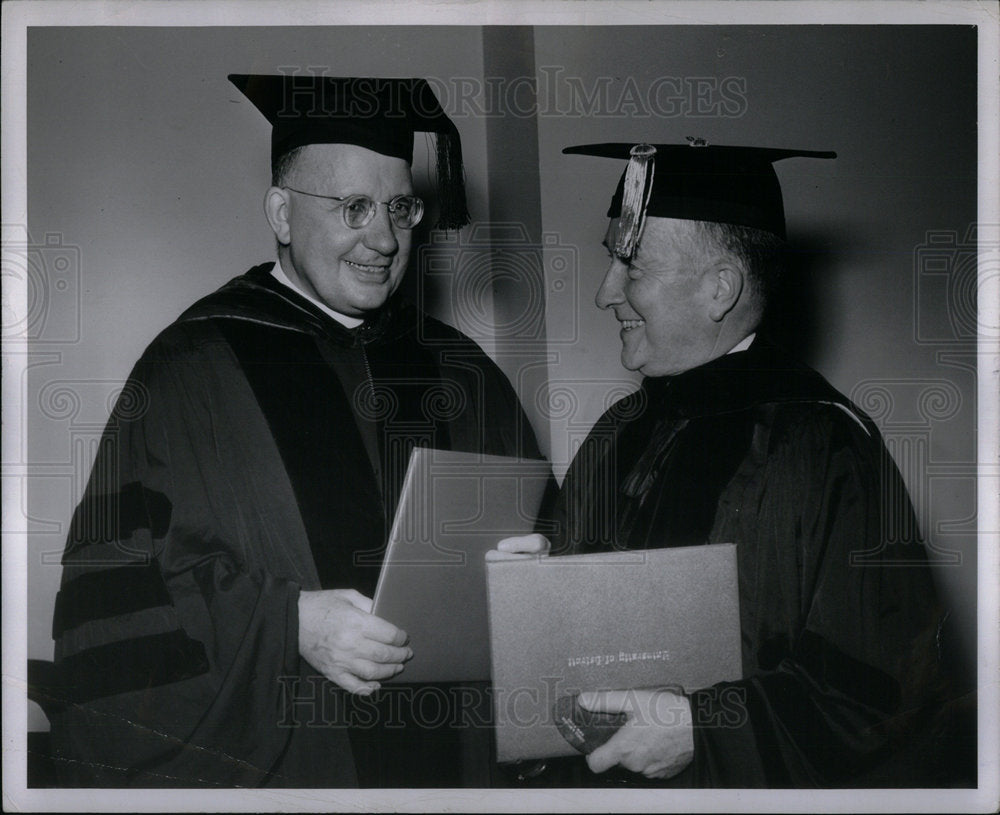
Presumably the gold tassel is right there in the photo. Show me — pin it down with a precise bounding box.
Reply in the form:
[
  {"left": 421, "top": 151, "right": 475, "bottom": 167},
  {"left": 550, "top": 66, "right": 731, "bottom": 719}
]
[{"left": 614, "top": 143, "right": 656, "bottom": 260}]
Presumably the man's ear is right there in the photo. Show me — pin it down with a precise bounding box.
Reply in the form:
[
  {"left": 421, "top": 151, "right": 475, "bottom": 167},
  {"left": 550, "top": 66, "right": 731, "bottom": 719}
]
[
  {"left": 264, "top": 186, "right": 292, "bottom": 246},
  {"left": 707, "top": 262, "right": 745, "bottom": 322}
]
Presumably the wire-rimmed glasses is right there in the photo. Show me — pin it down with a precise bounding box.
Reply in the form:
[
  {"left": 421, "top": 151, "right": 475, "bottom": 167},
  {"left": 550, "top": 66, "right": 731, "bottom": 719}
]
[{"left": 284, "top": 187, "right": 425, "bottom": 230}]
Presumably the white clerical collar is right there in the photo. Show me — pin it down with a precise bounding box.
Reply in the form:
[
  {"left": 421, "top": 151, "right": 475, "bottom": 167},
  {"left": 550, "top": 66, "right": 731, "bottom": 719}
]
[
  {"left": 727, "top": 333, "right": 756, "bottom": 355},
  {"left": 270, "top": 260, "right": 364, "bottom": 329}
]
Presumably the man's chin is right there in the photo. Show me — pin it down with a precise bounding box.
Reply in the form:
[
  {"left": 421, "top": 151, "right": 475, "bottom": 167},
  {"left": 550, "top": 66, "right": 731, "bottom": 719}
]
[
  {"left": 620, "top": 351, "right": 643, "bottom": 373},
  {"left": 339, "top": 285, "right": 397, "bottom": 316}
]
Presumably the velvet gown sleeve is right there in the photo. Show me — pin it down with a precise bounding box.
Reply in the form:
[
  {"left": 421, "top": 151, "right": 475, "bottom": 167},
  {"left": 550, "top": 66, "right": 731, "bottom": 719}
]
[
  {"left": 50, "top": 322, "right": 326, "bottom": 787},
  {"left": 685, "top": 404, "right": 943, "bottom": 787}
]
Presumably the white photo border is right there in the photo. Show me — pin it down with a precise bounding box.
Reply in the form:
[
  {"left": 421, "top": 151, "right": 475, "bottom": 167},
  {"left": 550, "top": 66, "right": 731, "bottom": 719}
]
[{"left": 3, "top": 1, "right": 997, "bottom": 812}]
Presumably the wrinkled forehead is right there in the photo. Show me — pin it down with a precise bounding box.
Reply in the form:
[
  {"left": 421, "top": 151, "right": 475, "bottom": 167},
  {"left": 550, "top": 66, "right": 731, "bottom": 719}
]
[
  {"left": 288, "top": 143, "right": 415, "bottom": 192},
  {"left": 604, "top": 216, "right": 709, "bottom": 259}
]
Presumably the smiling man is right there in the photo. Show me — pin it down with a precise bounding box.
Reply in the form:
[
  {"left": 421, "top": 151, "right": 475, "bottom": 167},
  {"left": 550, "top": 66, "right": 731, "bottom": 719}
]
[
  {"left": 46, "top": 75, "right": 542, "bottom": 788},
  {"left": 272, "top": 143, "right": 416, "bottom": 317},
  {"left": 595, "top": 215, "right": 765, "bottom": 377},
  {"left": 503, "top": 141, "right": 954, "bottom": 787}
]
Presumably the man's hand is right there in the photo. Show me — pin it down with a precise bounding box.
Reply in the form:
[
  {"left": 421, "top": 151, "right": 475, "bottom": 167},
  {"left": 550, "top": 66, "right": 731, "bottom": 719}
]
[
  {"left": 298, "top": 588, "right": 412, "bottom": 695},
  {"left": 577, "top": 688, "right": 694, "bottom": 780},
  {"left": 486, "top": 533, "right": 552, "bottom": 562}
]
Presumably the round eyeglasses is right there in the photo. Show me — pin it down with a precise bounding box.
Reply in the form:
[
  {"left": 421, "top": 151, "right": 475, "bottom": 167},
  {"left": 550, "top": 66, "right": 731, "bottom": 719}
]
[{"left": 283, "top": 187, "right": 424, "bottom": 230}]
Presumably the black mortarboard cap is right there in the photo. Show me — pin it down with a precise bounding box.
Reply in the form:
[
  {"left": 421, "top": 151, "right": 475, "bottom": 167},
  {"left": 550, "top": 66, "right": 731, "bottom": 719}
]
[
  {"left": 229, "top": 74, "right": 469, "bottom": 229},
  {"left": 563, "top": 140, "right": 836, "bottom": 250}
]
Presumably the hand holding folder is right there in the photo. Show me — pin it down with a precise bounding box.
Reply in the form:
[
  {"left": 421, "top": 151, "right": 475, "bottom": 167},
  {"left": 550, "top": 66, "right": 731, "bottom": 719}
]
[
  {"left": 485, "top": 543, "right": 741, "bottom": 762},
  {"left": 298, "top": 588, "right": 412, "bottom": 695},
  {"left": 488, "top": 535, "right": 699, "bottom": 778},
  {"left": 371, "top": 449, "right": 553, "bottom": 683},
  {"left": 575, "top": 687, "right": 694, "bottom": 779}
]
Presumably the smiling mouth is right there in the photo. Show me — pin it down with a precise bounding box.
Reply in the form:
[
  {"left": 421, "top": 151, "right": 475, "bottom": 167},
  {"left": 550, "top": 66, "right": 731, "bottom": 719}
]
[
  {"left": 620, "top": 319, "right": 645, "bottom": 332},
  {"left": 346, "top": 260, "right": 390, "bottom": 274}
]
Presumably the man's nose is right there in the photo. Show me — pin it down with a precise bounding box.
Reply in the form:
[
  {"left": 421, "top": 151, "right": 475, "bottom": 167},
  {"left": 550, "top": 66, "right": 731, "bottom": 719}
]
[
  {"left": 362, "top": 205, "right": 399, "bottom": 255},
  {"left": 595, "top": 259, "right": 627, "bottom": 310}
]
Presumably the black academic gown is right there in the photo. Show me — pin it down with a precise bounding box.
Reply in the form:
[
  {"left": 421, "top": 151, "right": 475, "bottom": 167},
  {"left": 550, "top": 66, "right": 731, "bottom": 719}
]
[
  {"left": 48, "top": 263, "right": 544, "bottom": 788},
  {"left": 543, "top": 338, "right": 950, "bottom": 788}
]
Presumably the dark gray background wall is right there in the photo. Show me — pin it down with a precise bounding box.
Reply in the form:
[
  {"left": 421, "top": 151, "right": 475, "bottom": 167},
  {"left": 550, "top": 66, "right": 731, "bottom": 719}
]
[{"left": 25, "top": 25, "right": 978, "bottom": 728}]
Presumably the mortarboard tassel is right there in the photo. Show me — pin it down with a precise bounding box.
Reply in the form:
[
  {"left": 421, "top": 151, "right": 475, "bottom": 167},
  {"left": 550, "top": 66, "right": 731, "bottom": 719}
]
[
  {"left": 435, "top": 130, "right": 471, "bottom": 230},
  {"left": 613, "top": 143, "right": 656, "bottom": 260}
]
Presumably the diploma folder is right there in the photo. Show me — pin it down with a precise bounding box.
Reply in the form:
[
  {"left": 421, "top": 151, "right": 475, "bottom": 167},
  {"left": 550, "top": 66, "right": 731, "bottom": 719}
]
[
  {"left": 486, "top": 544, "right": 742, "bottom": 761},
  {"left": 372, "top": 448, "right": 552, "bottom": 684}
]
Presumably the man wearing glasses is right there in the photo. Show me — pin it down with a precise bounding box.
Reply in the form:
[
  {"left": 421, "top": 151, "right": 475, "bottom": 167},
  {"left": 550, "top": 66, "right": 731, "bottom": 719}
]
[{"left": 47, "top": 75, "right": 542, "bottom": 788}]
